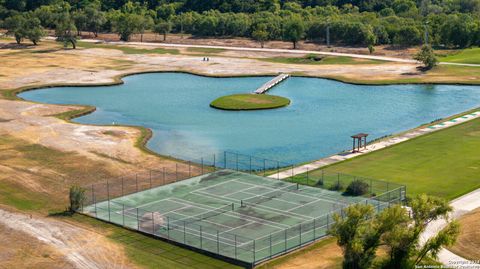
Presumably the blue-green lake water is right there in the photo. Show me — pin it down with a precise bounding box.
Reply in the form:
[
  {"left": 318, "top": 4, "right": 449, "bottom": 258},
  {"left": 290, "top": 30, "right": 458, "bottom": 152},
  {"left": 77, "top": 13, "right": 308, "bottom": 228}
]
[{"left": 19, "top": 73, "right": 480, "bottom": 164}]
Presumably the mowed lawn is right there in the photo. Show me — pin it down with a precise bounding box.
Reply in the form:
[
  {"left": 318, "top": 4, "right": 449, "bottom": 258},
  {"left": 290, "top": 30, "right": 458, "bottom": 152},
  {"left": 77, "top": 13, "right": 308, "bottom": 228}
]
[
  {"left": 438, "top": 47, "right": 480, "bottom": 64},
  {"left": 322, "top": 117, "right": 480, "bottom": 200}
]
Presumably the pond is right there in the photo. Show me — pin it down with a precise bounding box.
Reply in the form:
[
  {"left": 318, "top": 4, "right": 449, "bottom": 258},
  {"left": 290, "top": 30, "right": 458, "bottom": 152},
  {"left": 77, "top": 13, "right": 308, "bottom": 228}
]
[{"left": 19, "top": 73, "right": 480, "bottom": 164}]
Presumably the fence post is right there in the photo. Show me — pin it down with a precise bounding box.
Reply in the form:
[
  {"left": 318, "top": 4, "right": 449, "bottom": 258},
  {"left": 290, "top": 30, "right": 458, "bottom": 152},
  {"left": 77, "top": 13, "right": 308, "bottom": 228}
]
[
  {"left": 269, "top": 234, "right": 272, "bottom": 258},
  {"left": 163, "top": 167, "right": 166, "bottom": 185},
  {"left": 152, "top": 212, "right": 155, "bottom": 234},
  {"left": 107, "top": 199, "right": 111, "bottom": 222},
  {"left": 291, "top": 165, "right": 294, "bottom": 179},
  {"left": 122, "top": 204, "right": 125, "bottom": 226},
  {"left": 253, "top": 239, "right": 256, "bottom": 263},
  {"left": 224, "top": 151, "right": 227, "bottom": 169},
  {"left": 200, "top": 226, "right": 203, "bottom": 249},
  {"left": 284, "top": 229, "right": 287, "bottom": 251},
  {"left": 299, "top": 224, "right": 302, "bottom": 244},
  {"left": 188, "top": 161, "right": 191, "bottom": 177},
  {"left": 263, "top": 159, "right": 266, "bottom": 176},
  {"left": 135, "top": 174, "right": 138, "bottom": 192},
  {"left": 236, "top": 154, "right": 238, "bottom": 171},
  {"left": 326, "top": 214, "right": 329, "bottom": 230},
  {"left": 313, "top": 218, "right": 316, "bottom": 239},
  {"left": 234, "top": 235, "right": 237, "bottom": 259},
  {"left": 213, "top": 154, "right": 216, "bottom": 169},
  {"left": 183, "top": 220, "right": 186, "bottom": 243},
  {"left": 249, "top": 156, "right": 252, "bottom": 173},
  {"left": 106, "top": 179, "right": 110, "bottom": 201},
  {"left": 136, "top": 208, "right": 139, "bottom": 230},
  {"left": 306, "top": 168, "right": 309, "bottom": 185},
  {"left": 201, "top": 157, "right": 204, "bottom": 174},
  {"left": 322, "top": 169, "right": 325, "bottom": 183},
  {"left": 277, "top": 161, "right": 280, "bottom": 180},
  {"left": 167, "top": 216, "right": 170, "bottom": 239},
  {"left": 149, "top": 170, "right": 152, "bottom": 189},
  {"left": 175, "top": 164, "right": 178, "bottom": 182},
  {"left": 121, "top": 177, "right": 124, "bottom": 196},
  {"left": 337, "top": 173, "right": 340, "bottom": 187},
  {"left": 217, "top": 230, "right": 220, "bottom": 254}
]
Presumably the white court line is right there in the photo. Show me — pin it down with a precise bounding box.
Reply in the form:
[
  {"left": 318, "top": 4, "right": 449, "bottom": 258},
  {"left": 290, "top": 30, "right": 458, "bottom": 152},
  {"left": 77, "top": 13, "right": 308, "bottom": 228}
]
[
  {"left": 195, "top": 189, "right": 312, "bottom": 221},
  {"left": 236, "top": 180, "right": 345, "bottom": 209},
  {"left": 170, "top": 196, "right": 290, "bottom": 230},
  {"left": 193, "top": 177, "right": 249, "bottom": 194},
  {"left": 221, "top": 186, "right": 259, "bottom": 199},
  {"left": 167, "top": 209, "right": 234, "bottom": 229},
  {"left": 218, "top": 220, "right": 256, "bottom": 235},
  {"left": 239, "top": 190, "right": 303, "bottom": 207},
  {"left": 287, "top": 198, "right": 326, "bottom": 212}
]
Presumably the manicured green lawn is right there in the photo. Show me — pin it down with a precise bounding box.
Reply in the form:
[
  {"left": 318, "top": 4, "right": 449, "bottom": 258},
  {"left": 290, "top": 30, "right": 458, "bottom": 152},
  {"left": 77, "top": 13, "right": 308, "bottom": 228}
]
[
  {"left": 210, "top": 94, "right": 290, "bottom": 110},
  {"left": 261, "top": 55, "right": 385, "bottom": 65},
  {"left": 310, "top": 117, "right": 480, "bottom": 200},
  {"left": 438, "top": 47, "right": 480, "bottom": 64}
]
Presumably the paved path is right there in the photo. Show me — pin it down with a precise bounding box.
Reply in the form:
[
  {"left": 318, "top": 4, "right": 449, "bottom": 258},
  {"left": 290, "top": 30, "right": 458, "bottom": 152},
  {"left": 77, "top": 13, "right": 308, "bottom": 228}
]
[
  {"left": 268, "top": 111, "right": 480, "bottom": 180},
  {"left": 421, "top": 188, "right": 480, "bottom": 267}
]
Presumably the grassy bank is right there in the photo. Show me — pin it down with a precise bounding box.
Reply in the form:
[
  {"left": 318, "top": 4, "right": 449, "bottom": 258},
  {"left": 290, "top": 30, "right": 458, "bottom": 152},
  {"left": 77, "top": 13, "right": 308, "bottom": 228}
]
[
  {"left": 261, "top": 55, "right": 385, "bottom": 65},
  {"left": 210, "top": 94, "right": 290, "bottom": 110},
  {"left": 306, "top": 117, "right": 480, "bottom": 200}
]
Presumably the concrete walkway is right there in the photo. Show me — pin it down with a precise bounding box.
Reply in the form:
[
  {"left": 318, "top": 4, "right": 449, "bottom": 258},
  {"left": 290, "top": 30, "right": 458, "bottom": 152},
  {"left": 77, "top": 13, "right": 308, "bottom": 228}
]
[
  {"left": 268, "top": 111, "right": 480, "bottom": 180},
  {"left": 421, "top": 188, "right": 480, "bottom": 267}
]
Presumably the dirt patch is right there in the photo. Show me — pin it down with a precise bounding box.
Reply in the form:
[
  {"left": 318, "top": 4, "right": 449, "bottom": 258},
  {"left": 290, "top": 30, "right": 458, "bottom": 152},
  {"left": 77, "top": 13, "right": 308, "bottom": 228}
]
[
  {"left": 0, "top": 208, "right": 136, "bottom": 269},
  {"left": 449, "top": 208, "right": 480, "bottom": 260}
]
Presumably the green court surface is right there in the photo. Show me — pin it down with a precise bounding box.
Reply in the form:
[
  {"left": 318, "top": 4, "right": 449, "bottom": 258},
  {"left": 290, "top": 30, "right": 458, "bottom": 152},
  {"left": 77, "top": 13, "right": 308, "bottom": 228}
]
[{"left": 83, "top": 170, "right": 401, "bottom": 266}]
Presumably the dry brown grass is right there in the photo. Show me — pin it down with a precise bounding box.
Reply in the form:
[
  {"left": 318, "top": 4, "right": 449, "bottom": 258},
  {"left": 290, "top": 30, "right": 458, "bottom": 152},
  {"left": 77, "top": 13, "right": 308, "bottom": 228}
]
[{"left": 449, "top": 208, "right": 480, "bottom": 260}]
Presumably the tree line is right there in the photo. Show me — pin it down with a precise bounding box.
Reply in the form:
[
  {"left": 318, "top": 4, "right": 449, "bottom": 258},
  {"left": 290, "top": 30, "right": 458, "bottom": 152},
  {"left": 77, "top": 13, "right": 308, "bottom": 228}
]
[{"left": 1, "top": 0, "right": 479, "bottom": 49}]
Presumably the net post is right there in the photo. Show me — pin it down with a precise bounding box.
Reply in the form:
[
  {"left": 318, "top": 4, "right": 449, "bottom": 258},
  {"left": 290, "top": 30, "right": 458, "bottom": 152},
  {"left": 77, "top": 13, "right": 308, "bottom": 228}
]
[
  {"left": 231, "top": 203, "right": 234, "bottom": 211},
  {"left": 122, "top": 204, "right": 125, "bottom": 226},
  {"left": 149, "top": 170, "right": 152, "bottom": 189},
  {"left": 217, "top": 230, "right": 220, "bottom": 254}
]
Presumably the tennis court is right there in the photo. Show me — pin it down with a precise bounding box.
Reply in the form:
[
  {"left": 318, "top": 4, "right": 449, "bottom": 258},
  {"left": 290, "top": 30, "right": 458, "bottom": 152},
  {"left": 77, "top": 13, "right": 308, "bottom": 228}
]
[{"left": 82, "top": 169, "right": 404, "bottom": 266}]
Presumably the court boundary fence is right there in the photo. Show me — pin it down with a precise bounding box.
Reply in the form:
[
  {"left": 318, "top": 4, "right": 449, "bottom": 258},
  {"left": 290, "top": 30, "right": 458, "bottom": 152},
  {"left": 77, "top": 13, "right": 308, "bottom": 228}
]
[{"left": 79, "top": 152, "right": 407, "bottom": 267}]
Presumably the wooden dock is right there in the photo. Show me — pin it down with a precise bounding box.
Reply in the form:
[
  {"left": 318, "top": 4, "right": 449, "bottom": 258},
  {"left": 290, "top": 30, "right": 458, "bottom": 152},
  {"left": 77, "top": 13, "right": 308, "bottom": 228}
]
[{"left": 254, "top": 73, "right": 290, "bottom": 94}]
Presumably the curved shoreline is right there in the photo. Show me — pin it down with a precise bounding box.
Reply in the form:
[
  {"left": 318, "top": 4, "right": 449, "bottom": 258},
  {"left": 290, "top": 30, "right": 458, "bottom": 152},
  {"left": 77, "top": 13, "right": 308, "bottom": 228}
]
[{"left": 8, "top": 70, "right": 480, "bottom": 165}]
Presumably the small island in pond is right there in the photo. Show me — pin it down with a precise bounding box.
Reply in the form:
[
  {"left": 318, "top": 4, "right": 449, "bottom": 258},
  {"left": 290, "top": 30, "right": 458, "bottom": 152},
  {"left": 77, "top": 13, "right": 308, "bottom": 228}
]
[{"left": 210, "top": 94, "right": 291, "bottom": 110}]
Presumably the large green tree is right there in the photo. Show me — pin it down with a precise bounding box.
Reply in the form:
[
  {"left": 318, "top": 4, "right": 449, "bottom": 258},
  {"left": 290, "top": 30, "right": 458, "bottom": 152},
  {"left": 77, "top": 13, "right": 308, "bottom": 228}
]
[{"left": 282, "top": 15, "right": 305, "bottom": 49}]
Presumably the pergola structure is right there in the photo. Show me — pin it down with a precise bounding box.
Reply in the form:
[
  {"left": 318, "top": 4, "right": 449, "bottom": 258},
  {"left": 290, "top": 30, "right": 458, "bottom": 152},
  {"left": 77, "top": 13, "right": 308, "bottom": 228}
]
[{"left": 351, "top": 133, "right": 368, "bottom": 153}]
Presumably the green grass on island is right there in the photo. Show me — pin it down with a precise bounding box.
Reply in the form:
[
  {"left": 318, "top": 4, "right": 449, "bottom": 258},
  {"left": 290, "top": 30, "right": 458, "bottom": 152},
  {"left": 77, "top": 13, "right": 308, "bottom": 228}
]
[
  {"left": 296, "top": 117, "right": 480, "bottom": 200},
  {"left": 210, "top": 93, "right": 291, "bottom": 110},
  {"left": 438, "top": 47, "right": 480, "bottom": 64}
]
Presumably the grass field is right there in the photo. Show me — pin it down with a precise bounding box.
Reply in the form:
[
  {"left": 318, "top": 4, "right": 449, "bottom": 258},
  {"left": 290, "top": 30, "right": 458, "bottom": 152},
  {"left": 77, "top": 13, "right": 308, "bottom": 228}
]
[
  {"left": 448, "top": 208, "right": 480, "bottom": 260},
  {"left": 305, "top": 117, "right": 480, "bottom": 200},
  {"left": 77, "top": 41, "right": 180, "bottom": 55},
  {"left": 261, "top": 55, "right": 385, "bottom": 65},
  {"left": 438, "top": 47, "right": 480, "bottom": 64},
  {"left": 210, "top": 94, "right": 291, "bottom": 110}
]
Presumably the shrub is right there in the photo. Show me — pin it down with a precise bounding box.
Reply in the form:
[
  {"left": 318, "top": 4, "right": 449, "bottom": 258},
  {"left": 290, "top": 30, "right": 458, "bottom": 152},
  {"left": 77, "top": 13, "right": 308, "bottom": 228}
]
[
  {"left": 329, "top": 181, "right": 343, "bottom": 191},
  {"left": 69, "top": 185, "right": 86, "bottom": 213},
  {"left": 344, "top": 179, "right": 369, "bottom": 196}
]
